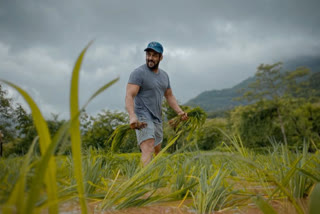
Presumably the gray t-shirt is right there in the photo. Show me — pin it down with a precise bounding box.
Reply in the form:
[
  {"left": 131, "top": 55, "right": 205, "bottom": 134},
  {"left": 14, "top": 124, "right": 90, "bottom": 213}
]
[{"left": 128, "top": 64, "right": 171, "bottom": 123}]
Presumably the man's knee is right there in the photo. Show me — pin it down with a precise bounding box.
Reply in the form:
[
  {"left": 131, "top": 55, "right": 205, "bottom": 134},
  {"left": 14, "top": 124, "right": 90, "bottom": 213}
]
[{"left": 140, "top": 139, "right": 155, "bottom": 153}]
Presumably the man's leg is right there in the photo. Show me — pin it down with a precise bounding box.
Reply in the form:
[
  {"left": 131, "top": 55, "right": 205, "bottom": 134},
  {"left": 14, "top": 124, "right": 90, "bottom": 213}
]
[
  {"left": 154, "top": 144, "right": 161, "bottom": 156},
  {"left": 140, "top": 138, "right": 155, "bottom": 166}
]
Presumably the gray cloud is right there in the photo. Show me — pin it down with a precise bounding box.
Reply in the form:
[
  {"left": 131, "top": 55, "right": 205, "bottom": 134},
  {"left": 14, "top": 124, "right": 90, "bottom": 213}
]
[{"left": 0, "top": 0, "right": 319, "bottom": 118}]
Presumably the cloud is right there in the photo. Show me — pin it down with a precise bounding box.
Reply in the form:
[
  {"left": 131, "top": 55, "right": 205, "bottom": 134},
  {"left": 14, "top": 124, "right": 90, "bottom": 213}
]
[{"left": 0, "top": 0, "right": 319, "bottom": 118}]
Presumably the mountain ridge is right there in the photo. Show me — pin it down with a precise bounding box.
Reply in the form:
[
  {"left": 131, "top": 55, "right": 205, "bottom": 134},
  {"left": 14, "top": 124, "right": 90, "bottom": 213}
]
[{"left": 185, "top": 56, "right": 320, "bottom": 112}]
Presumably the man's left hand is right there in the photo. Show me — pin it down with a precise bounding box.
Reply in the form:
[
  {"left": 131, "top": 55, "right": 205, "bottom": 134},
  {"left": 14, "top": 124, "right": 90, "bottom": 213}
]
[{"left": 178, "top": 111, "right": 188, "bottom": 121}]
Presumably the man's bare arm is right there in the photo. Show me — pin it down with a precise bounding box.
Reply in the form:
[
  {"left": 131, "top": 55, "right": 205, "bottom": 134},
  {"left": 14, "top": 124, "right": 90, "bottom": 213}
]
[
  {"left": 125, "top": 84, "right": 139, "bottom": 116},
  {"left": 164, "top": 88, "right": 188, "bottom": 120},
  {"left": 125, "top": 84, "right": 147, "bottom": 129}
]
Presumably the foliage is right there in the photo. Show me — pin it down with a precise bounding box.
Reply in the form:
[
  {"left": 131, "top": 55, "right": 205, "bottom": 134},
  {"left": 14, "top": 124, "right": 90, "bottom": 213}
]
[
  {"left": 169, "top": 107, "right": 206, "bottom": 136},
  {"left": 242, "top": 62, "right": 310, "bottom": 101},
  {"left": 191, "top": 166, "right": 231, "bottom": 213},
  {"left": 0, "top": 43, "right": 119, "bottom": 214},
  {"left": 196, "top": 118, "right": 227, "bottom": 150},
  {"left": 0, "top": 88, "right": 67, "bottom": 157},
  {"left": 107, "top": 124, "right": 133, "bottom": 153},
  {"left": 164, "top": 106, "right": 207, "bottom": 152},
  {"left": 229, "top": 100, "right": 282, "bottom": 147},
  {"left": 288, "top": 102, "right": 320, "bottom": 149},
  {"left": 0, "top": 80, "right": 60, "bottom": 214},
  {"left": 82, "top": 110, "right": 130, "bottom": 150},
  {"left": 309, "top": 72, "right": 320, "bottom": 97},
  {"left": 0, "top": 136, "right": 320, "bottom": 213},
  {"left": 309, "top": 183, "right": 320, "bottom": 214},
  {"left": 0, "top": 84, "right": 17, "bottom": 145},
  {"left": 162, "top": 100, "right": 190, "bottom": 121},
  {"left": 241, "top": 62, "right": 311, "bottom": 145},
  {"left": 106, "top": 106, "right": 207, "bottom": 153},
  {"left": 230, "top": 99, "right": 320, "bottom": 148},
  {"left": 10, "top": 109, "right": 65, "bottom": 155}
]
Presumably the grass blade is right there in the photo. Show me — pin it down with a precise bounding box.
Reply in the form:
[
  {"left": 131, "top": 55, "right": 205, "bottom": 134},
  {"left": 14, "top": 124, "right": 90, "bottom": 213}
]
[
  {"left": 24, "top": 122, "right": 71, "bottom": 214},
  {"left": 0, "top": 80, "right": 58, "bottom": 214},
  {"left": 253, "top": 196, "right": 277, "bottom": 214},
  {"left": 81, "top": 77, "right": 119, "bottom": 110},
  {"left": 69, "top": 42, "right": 92, "bottom": 214},
  {"left": 309, "top": 183, "right": 320, "bottom": 214},
  {"left": 2, "top": 137, "right": 38, "bottom": 214}
]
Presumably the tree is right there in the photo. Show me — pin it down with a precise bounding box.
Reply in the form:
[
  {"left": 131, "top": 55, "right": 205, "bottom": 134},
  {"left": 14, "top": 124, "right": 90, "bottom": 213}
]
[
  {"left": 229, "top": 100, "right": 283, "bottom": 147},
  {"left": 0, "top": 84, "right": 17, "bottom": 145},
  {"left": 82, "top": 110, "right": 130, "bottom": 150},
  {"left": 11, "top": 106, "right": 65, "bottom": 155},
  {"left": 196, "top": 118, "right": 227, "bottom": 150},
  {"left": 288, "top": 102, "right": 320, "bottom": 149},
  {"left": 240, "top": 62, "right": 311, "bottom": 145}
]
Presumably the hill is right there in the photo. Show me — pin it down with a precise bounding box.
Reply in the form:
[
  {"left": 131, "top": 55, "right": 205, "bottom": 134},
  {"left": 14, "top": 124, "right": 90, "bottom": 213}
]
[{"left": 185, "top": 56, "right": 320, "bottom": 113}]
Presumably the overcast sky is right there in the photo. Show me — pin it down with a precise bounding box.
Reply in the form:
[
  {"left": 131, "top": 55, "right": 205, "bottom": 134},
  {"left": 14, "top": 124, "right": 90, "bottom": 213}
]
[{"left": 1, "top": 0, "right": 319, "bottom": 119}]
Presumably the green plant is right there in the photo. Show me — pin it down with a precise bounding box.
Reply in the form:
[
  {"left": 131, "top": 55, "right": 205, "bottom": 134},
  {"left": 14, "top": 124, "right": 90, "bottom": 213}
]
[
  {"left": 1, "top": 42, "right": 119, "bottom": 214},
  {"left": 191, "top": 166, "right": 231, "bottom": 214}
]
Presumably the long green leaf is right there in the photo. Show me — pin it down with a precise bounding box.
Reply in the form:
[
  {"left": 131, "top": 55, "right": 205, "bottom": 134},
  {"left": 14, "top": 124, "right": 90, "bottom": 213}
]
[
  {"left": 0, "top": 80, "right": 58, "bottom": 214},
  {"left": 3, "top": 137, "right": 38, "bottom": 214},
  {"left": 68, "top": 41, "right": 119, "bottom": 213},
  {"left": 309, "top": 183, "right": 320, "bottom": 214},
  {"left": 69, "top": 42, "right": 92, "bottom": 214},
  {"left": 296, "top": 168, "right": 320, "bottom": 182},
  {"left": 269, "top": 156, "right": 302, "bottom": 198},
  {"left": 100, "top": 132, "right": 182, "bottom": 209},
  {"left": 81, "top": 77, "right": 119, "bottom": 110},
  {"left": 109, "top": 124, "right": 132, "bottom": 152},
  {"left": 253, "top": 196, "right": 277, "bottom": 214},
  {"left": 25, "top": 122, "right": 71, "bottom": 214}
]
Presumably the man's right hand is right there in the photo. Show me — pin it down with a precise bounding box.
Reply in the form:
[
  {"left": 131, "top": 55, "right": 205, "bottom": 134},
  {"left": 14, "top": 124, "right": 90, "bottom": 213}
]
[{"left": 129, "top": 115, "right": 147, "bottom": 130}]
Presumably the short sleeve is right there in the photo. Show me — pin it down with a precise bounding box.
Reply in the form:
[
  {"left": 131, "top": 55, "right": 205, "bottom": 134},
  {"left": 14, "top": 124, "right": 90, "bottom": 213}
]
[
  {"left": 128, "top": 69, "right": 143, "bottom": 86},
  {"left": 164, "top": 71, "right": 171, "bottom": 89}
]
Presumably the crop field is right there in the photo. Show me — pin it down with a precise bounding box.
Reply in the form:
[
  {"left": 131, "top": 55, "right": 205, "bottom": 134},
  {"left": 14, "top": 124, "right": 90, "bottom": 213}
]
[{"left": 1, "top": 141, "right": 319, "bottom": 214}]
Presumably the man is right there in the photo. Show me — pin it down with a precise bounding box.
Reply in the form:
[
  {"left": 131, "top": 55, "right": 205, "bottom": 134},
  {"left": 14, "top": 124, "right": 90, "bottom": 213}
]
[{"left": 125, "top": 41, "right": 188, "bottom": 166}]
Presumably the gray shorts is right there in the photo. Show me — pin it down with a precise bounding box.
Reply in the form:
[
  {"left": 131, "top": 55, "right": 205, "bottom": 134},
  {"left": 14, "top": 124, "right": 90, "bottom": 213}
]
[{"left": 135, "top": 115, "right": 163, "bottom": 146}]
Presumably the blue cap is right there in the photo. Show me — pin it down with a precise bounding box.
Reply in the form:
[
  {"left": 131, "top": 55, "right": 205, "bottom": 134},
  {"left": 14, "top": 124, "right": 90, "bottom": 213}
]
[{"left": 144, "top": 41, "right": 163, "bottom": 54}]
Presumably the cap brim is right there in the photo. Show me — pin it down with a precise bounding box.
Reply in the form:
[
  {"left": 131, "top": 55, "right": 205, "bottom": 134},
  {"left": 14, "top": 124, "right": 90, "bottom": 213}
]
[{"left": 144, "top": 48, "right": 161, "bottom": 54}]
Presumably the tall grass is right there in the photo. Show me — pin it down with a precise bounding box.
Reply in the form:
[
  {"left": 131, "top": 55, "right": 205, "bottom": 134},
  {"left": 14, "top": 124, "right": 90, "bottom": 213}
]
[
  {"left": 191, "top": 166, "right": 231, "bottom": 214},
  {"left": 1, "top": 42, "right": 118, "bottom": 213},
  {"left": 0, "top": 81, "right": 59, "bottom": 214},
  {"left": 1, "top": 138, "right": 319, "bottom": 213}
]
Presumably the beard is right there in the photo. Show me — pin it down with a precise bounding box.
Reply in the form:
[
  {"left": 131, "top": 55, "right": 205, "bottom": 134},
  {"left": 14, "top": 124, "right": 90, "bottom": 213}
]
[{"left": 146, "top": 60, "right": 160, "bottom": 70}]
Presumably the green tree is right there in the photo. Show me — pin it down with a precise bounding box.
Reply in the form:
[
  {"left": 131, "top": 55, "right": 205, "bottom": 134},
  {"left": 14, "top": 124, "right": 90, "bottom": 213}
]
[
  {"left": 82, "top": 110, "right": 130, "bottom": 150},
  {"left": 309, "top": 72, "right": 320, "bottom": 97},
  {"left": 11, "top": 107, "right": 65, "bottom": 155},
  {"left": 196, "top": 118, "right": 227, "bottom": 150},
  {"left": 0, "top": 84, "right": 17, "bottom": 145},
  {"left": 241, "top": 62, "right": 311, "bottom": 145},
  {"left": 288, "top": 102, "right": 320, "bottom": 149},
  {"left": 229, "top": 100, "right": 282, "bottom": 147}
]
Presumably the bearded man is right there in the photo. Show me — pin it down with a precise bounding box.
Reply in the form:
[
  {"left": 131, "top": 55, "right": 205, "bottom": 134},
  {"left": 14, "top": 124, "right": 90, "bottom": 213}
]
[{"left": 125, "top": 41, "right": 188, "bottom": 166}]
